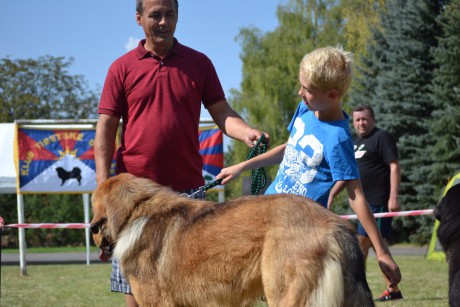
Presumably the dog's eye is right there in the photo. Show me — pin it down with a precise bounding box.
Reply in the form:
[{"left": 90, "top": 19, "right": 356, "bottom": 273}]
[
  {"left": 90, "top": 224, "right": 100, "bottom": 234},
  {"left": 90, "top": 218, "right": 107, "bottom": 234}
]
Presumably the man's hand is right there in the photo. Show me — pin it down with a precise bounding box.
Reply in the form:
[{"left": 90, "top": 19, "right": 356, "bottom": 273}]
[{"left": 245, "top": 129, "right": 270, "bottom": 148}]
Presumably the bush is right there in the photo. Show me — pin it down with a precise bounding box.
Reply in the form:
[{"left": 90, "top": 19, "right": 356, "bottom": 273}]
[{"left": 0, "top": 193, "right": 88, "bottom": 247}]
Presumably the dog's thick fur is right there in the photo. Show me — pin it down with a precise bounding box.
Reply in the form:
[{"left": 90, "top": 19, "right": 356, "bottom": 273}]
[
  {"left": 91, "top": 173, "right": 373, "bottom": 307},
  {"left": 433, "top": 184, "right": 460, "bottom": 307}
]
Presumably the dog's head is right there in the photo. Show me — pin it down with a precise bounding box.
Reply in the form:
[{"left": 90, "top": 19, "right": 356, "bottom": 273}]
[
  {"left": 90, "top": 175, "right": 118, "bottom": 262},
  {"left": 433, "top": 184, "right": 460, "bottom": 252},
  {"left": 90, "top": 173, "right": 174, "bottom": 262}
]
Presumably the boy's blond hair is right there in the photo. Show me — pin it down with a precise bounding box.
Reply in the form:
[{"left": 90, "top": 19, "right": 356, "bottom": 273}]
[{"left": 299, "top": 46, "right": 353, "bottom": 99}]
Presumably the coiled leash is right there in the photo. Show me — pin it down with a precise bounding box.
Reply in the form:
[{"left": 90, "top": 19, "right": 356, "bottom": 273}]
[
  {"left": 183, "top": 134, "right": 268, "bottom": 198},
  {"left": 246, "top": 134, "right": 268, "bottom": 195}
]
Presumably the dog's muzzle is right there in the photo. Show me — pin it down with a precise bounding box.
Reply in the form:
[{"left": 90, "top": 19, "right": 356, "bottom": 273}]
[{"left": 90, "top": 218, "right": 114, "bottom": 262}]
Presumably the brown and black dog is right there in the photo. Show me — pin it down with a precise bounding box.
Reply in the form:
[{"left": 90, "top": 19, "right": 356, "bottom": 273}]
[
  {"left": 91, "top": 173, "right": 374, "bottom": 307},
  {"left": 434, "top": 183, "right": 460, "bottom": 307}
]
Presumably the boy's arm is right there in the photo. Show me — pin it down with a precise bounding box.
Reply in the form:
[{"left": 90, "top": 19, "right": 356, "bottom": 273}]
[
  {"left": 327, "top": 180, "right": 346, "bottom": 210},
  {"left": 217, "top": 143, "right": 287, "bottom": 185},
  {"left": 345, "top": 179, "right": 402, "bottom": 287}
]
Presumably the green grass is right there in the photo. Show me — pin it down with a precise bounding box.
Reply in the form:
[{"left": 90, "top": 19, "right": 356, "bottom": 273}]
[
  {"left": 1, "top": 254, "right": 449, "bottom": 306},
  {"left": 366, "top": 255, "right": 448, "bottom": 307},
  {"left": 2, "top": 246, "right": 99, "bottom": 254},
  {"left": 1, "top": 263, "right": 123, "bottom": 307}
]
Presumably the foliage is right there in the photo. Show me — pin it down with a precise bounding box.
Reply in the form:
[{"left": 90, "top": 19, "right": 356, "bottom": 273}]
[
  {"left": 224, "top": 0, "right": 460, "bottom": 245},
  {"left": 0, "top": 55, "right": 99, "bottom": 122},
  {"left": 1, "top": 194, "right": 89, "bottom": 247},
  {"left": 340, "top": 0, "right": 386, "bottom": 99},
  {"left": 226, "top": 0, "right": 345, "bottom": 198},
  {"left": 429, "top": 0, "right": 460, "bottom": 187},
  {"left": 0, "top": 55, "right": 100, "bottom": 247},
  {"left": 351, "top": 0, "right": 443, "bottom": 243}
]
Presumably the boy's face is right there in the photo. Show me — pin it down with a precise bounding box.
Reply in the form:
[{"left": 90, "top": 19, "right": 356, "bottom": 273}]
[{"left": 298, "top": 74, "right": 335, "bottom": 113}]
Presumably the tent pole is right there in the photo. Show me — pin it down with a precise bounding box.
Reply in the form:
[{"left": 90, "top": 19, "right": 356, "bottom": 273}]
[
  {"left": 17, "top": 194, "right": 27, "bottom": 276},
  {"left": 218, "top": 191, "right": 225, "bottom": 203},
  {"left": 83, "top": 193, "right": 91, "bottom": 265}
]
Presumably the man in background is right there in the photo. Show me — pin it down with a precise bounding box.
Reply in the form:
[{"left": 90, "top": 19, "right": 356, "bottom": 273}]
[{"left": 352, "top": 105, "right": 402, "bottom": 302}]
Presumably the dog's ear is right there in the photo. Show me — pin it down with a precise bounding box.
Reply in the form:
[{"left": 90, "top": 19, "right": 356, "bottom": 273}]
[
  {"left": 92, "top": 174, "right": 139, "bottom": 235},
  {"left": 92, "top": 173, "right": 162, "bottom": 235},
  {"left": 91, "top": 178, "right": 114, "bottom": 228}
]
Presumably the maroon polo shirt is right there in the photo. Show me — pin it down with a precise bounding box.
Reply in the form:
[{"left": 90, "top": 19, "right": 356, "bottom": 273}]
[{"left": 99, "top": 38, "right": 225, "bottom": 191}]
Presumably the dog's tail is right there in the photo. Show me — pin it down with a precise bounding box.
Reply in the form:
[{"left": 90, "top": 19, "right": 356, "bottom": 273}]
[
  {"left": 309, "top": 228, "right": 374, "bottom": 307},
  {"left": 308, "top": 256, "right": 344, "bottom": 307}
]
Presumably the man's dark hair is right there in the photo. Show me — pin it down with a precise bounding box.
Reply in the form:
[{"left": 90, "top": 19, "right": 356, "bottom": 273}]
[
  {"left": 136, "top": 0, "right": 179, "bottom": 14},
  {"left": 352, "top": 105, "right": 375, "bottom": 119}
]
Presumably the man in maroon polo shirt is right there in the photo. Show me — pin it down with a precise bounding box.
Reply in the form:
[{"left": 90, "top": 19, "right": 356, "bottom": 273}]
[{"left": 94, "top": 0, "right": 269, "bottom": 306}]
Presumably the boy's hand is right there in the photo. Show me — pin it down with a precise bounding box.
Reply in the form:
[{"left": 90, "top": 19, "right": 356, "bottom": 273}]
[
  {"left": 216, "top": 164, "right": 245, "bottom": 185},
  {"left": 378, "top": 254, "right": 402, "bottom": 288}
]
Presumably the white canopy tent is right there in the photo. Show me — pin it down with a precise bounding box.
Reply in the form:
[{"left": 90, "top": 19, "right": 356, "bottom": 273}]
[{"left": 0, "top": 123, "right": 17, "bottom": 194}]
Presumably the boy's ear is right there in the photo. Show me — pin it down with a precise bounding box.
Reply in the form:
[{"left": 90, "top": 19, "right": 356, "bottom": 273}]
[{"left": 328, "top": 89, "right": 340, "bottom": 100}]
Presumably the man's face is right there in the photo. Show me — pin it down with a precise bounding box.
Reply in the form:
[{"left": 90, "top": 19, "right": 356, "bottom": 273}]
[
  {"left": 353, "top": 110, "right": 376, "bottom": 137},
  {"left": 136, "top": 0, "right": 178, "bottom": 49}
]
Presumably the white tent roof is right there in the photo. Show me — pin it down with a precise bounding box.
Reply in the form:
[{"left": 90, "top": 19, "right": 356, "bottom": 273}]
[{"left": 0, "top": 123, "right": 17, "bottom": 194}]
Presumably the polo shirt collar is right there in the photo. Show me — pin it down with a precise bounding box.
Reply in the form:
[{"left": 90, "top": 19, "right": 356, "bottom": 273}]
[{"left": 135, "top": 38, "right": 184, "bottom": 60}]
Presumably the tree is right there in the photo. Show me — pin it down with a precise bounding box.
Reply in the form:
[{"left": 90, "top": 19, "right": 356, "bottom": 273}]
[
  {"left": 0, "top": 55, "right": 99, "bottom": 122},
  {"left": 341, "top": 0, "right": 386, "bottom": 96},
  {"left": 0, "top": 56, "right": 99, "bottom": 247},
  {"left": 350, "top": 0, "right": 443, "bottom": 243},
  {"left": 226, "top": 0, "right": 345, "bottom": 198},
  {"left": 429, "top": 0, "right": 460, "bottom": 188}
]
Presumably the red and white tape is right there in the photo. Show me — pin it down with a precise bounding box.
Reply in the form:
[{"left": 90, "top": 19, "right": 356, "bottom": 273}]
[
  {"left": 0, "top": 209, "right": 435, "bottom": 228},
  {"left": 340, "top": 209, "right": 434, "bottom": 220},
  {"left": 1, "top": 223, "right": 88, "bottom": 229}
]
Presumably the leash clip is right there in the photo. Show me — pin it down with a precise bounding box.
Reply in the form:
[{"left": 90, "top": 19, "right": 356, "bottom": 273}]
[{"left": 180, "top": 178, "right": 223, "bottom": 199}]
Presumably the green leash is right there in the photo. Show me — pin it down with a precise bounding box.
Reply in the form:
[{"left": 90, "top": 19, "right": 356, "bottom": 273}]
[
  {"left": 186, "top": 135, "right": 268, "bottom": 198},
  {"left": 246, "top": 134, "right": 267, "bottom": 195}
]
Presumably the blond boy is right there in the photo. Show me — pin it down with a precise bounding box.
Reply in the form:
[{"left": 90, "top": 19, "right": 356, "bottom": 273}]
[{"left": 217, "top": 46, "right": 401, "bottom": 290}]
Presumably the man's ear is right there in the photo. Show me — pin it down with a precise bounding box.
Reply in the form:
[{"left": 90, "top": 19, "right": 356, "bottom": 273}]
[{"left": 136, "top": 12, "right": 142, "bottom": 26}]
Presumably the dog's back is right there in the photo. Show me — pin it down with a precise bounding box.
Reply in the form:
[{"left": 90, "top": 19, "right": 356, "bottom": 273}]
[
  {"left": 264, "top": 197, "right": 373, "bottom": 307},
  {"left": 93, "top": 174, "right": 374, "bottom": 307}
]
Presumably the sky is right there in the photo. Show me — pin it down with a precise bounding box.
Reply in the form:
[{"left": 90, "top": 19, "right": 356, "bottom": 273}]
[{"left": 0, "top": 0, "right": 282, "bottom": 119}]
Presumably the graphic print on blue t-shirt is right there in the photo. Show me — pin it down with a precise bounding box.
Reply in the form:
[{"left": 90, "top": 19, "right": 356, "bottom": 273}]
[
  {"left": 273, "top": 118, "right": 324, "bottom": 196},
  {"left": 265, "top": 102, "right": 359, "bottom": 207}
]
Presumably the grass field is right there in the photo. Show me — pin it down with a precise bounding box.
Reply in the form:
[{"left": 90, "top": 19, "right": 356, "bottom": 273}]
[{"left": 1, "top": 254, "right": 449, "bottom": 306}]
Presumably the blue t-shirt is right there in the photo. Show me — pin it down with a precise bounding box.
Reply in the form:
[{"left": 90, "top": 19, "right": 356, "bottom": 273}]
[{"left": 264, "top": 102, "right": 359, "bottom": 207}]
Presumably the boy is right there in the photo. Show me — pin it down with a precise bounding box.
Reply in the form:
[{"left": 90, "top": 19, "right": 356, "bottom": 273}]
[{"left": 217, "top": 46, "right": 401, "bottom": 290}]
